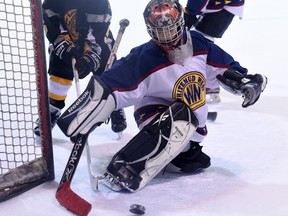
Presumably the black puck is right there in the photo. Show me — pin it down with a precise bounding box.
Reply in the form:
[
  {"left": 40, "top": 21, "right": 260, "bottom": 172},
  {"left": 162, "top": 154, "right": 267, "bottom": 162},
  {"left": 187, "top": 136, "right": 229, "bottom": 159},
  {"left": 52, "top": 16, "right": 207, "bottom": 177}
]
[
  {"left": 207, "top": 111, "right": 217, "bottom": 122},
  {"left": 129, "top": 204, "right": 146, "bottom": 215}
]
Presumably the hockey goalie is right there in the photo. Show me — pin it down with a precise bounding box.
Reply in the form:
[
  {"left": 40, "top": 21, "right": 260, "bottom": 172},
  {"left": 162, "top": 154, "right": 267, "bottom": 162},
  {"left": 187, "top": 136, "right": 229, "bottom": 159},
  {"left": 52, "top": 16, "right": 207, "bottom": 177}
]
[{"left": 57, "top": 0, "right": 267, "bottom": 192}]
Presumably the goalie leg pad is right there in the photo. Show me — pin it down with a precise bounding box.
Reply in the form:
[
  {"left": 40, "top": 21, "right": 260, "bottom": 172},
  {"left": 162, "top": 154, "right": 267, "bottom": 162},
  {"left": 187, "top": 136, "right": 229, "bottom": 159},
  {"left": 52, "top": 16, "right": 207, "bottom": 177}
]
[
  {"left": 57, "top": 75, "right": 116, "bottom": 137},
  {"left": 104, "top": 101, "right": 199, "bottom": 192}
]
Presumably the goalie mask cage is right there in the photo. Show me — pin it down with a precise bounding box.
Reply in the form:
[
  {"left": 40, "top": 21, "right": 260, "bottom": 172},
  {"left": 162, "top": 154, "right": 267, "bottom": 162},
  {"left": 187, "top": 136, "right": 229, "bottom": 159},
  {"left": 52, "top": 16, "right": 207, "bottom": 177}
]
[{"left": 0, "top": 0, "right": 54, "bottom": 202}]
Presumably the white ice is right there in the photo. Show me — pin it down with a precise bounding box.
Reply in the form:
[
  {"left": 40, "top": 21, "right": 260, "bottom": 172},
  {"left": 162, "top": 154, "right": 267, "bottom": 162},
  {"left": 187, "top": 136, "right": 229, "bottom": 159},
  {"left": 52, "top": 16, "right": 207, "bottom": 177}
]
[{"left": 1, "top": 0, "right": 288, "bottom": 215}]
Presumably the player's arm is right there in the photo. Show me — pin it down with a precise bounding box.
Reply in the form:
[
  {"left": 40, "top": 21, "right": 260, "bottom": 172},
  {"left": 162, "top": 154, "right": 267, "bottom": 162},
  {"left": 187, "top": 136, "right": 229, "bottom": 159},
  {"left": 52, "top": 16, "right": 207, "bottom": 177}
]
[
  {"left": 42, "top": 2, "right": 63, "bottom": 43},
  {"left": 207, "top": 41, "right": 267, "bottom": 108},
  {"left": 185, "top": 0, "right": 209, "bottom": 15},
  {"left": 78, "top": 0, "right": 112, "bottom": 76},
  {"left": 42, "top": 1, "right": 82, "bottom": 63},
  {"left": 85, "top": 0, "right": 112, "bottom": 44},
  {"left": 217, "top": 70, "right": 267, "bottom": 108},
  {"left": 183, "top": 0, "right": 209, "bottom": 28}
]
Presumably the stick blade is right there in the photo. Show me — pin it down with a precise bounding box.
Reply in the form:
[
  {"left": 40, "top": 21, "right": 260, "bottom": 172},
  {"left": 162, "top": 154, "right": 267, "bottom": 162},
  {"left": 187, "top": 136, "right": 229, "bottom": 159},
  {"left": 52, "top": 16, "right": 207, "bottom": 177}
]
[{"left": 56, "top": 182, "right": 92, "bottom": 216}]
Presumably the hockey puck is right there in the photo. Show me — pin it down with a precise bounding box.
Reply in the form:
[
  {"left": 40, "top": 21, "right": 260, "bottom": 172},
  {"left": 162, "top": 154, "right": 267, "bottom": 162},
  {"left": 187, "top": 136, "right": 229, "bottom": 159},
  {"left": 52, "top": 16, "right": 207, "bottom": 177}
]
[
  {"left": 207, "top": 111, "right": 217, "bottom": 122},
  {"left": 129, "top": 204, "right": 146, "bottom": 215}
]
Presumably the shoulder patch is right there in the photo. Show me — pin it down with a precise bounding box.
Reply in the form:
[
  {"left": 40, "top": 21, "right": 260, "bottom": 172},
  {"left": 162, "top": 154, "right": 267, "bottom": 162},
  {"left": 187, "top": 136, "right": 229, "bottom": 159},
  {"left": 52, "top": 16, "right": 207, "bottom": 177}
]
[{"left": 172, "top": 72, "right": 206, "bottom": 110}]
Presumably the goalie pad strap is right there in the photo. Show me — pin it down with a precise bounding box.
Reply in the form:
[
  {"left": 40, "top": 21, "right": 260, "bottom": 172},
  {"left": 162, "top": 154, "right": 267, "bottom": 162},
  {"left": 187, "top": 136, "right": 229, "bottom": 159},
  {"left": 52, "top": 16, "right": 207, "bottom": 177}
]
[
  {"left": 57, "top": 76, "right": 116, "bottom": 137},
  {"left": 105, "top": 101, "right": 199, "bottom": 192}
]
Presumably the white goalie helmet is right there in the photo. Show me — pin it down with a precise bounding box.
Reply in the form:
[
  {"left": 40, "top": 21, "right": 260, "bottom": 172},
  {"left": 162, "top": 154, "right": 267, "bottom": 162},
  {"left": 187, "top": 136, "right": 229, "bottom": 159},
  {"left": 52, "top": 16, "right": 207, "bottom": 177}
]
[{"left": 143, "top": 0, "right": 185, "bottom": 48}]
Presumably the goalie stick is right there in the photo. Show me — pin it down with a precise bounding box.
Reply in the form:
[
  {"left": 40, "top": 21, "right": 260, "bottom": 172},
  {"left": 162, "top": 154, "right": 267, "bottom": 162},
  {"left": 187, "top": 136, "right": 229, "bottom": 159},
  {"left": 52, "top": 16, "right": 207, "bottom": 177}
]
[
  {"left": 55, "top": 19, "right": 130, "bottom": 216},
  {"left": 72, "top": 57, "right": 98, "bottom": 192}
]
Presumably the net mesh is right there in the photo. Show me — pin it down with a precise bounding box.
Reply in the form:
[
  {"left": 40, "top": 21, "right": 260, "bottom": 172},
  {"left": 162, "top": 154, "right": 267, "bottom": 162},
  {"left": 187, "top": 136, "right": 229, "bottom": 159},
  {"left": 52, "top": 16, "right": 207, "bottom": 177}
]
[{"left": 0, "top": 0, "right": 42, "bottom": 175}]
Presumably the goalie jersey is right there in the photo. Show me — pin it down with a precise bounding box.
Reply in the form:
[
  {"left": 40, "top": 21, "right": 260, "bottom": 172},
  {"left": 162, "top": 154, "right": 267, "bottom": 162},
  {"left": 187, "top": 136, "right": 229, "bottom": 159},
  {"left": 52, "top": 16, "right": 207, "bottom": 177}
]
[{"left": 100, "top": 30, "right": 247, "bottom": 143}]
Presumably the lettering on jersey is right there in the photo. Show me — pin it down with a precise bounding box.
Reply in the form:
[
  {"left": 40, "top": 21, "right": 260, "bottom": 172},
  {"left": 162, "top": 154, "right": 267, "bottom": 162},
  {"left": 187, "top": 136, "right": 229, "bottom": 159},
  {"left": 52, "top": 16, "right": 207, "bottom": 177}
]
[
  {"left": 172, "top": 72, "right": 206, "bottom": 111},
  {"left": 64, "top": 9, "right": 79, "bottom": 42}
]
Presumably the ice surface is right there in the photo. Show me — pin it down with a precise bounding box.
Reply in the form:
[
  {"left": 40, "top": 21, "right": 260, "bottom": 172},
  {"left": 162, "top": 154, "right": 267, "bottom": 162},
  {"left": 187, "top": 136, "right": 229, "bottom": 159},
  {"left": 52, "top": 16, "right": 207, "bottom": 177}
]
[{"left": 1, "top": 0, "right": 288, "bottom": 215}]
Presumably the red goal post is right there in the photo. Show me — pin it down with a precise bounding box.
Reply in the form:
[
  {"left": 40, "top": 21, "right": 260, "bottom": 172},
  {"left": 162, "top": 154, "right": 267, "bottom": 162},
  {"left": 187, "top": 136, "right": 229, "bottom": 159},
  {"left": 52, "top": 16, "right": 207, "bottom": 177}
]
[{"left": 0, "top": 0, "right": 54, "bottom": 201}]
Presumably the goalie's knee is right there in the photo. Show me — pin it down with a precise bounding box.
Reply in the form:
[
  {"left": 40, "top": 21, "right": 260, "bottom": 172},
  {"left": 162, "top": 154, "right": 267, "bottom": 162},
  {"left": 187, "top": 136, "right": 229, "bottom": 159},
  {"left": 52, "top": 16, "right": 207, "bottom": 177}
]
[{"left": 57, "top": 75, "right": 116, "bottom": 137}]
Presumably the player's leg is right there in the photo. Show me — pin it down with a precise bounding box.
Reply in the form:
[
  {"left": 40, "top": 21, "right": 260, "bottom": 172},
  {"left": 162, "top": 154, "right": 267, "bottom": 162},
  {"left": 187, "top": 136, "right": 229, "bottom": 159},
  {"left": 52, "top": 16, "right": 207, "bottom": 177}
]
[
  {"left": 166, "top": 141, "right": 211, "bottom": 172},
  {"left": 195, "top": 9, "right": 235, "bottom": 41},
  {"left": 102, "top": 101, "right": 200, "bottom": 192},
  {"left": 110, "top": 108, "right": 127, "bottom": 133},
  {"left": 34, "top": 47, "right": 73, "bottom": 136},
  {"left": 134, "top": 105, "right": 211, "bottom": 173}
]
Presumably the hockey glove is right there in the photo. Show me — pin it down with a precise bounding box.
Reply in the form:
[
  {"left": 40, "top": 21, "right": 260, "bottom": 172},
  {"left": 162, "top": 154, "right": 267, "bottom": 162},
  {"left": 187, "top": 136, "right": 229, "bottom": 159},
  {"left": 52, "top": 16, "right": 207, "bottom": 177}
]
[
  {"left": 183, "top": 8, "right": 198, "bottom": 29},
  {"left": 240, "top": 74, "right": 267, "bottom": 108},
  {"left": 217, "top": 70, "right": 267, "bottom": 108},
  {"left": 75, "top": 41, "right": 102, "bottom": 79},
  {"left": 53, "top": 33, "right": 82, "bottom": 64}
]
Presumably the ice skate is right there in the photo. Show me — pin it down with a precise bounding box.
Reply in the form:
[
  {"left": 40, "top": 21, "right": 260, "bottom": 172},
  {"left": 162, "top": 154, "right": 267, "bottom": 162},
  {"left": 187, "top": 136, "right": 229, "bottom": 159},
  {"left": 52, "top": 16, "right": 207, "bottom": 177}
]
[
  {"left": 110, "top": 108, "right": 127, "bottom": 138},
  {"left": 206, "top": 87, "right": 221, "bottom": 104},
  {"left": 166, "top": 141, "right": 211, "bottom": 173},
  {"left": 33, "top": 105, "right": 61, "bottom": 137}
]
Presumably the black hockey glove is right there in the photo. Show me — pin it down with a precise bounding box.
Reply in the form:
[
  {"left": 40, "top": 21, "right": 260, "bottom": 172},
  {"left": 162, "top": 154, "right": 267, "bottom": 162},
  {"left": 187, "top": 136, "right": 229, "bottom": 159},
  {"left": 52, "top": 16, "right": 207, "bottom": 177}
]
[
  {"left": 75, "top": 41, "right": 101, "bottom": 79},
  {"left": 53, "top": 34, "right": 82, "bottom": 64},
  {"left": 217, "top": 70, "right": 267, "bottom": 108},
  {"left": 240, "top": 74, "right": 267, "bottom": 108},
  {"left": 183, "top": 8, "right": 198, "bottom": 29}
]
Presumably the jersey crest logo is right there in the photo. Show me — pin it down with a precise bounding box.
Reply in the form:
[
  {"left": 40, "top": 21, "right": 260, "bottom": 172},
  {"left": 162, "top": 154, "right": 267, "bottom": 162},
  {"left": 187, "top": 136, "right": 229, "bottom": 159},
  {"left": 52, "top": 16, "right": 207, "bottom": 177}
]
[
  {"left": 64, "top": 9, "right": 79, "bottom": 43},
  {"left": 172, "top": 72, "right": 206, "bottom": 111}
]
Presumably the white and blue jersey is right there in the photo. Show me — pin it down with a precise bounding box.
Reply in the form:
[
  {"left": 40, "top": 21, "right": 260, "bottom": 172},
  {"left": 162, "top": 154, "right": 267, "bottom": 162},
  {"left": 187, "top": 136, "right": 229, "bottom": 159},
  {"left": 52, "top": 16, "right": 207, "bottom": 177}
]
[{"left": 101, "top": 30, "right": 247, "bottom": 142}]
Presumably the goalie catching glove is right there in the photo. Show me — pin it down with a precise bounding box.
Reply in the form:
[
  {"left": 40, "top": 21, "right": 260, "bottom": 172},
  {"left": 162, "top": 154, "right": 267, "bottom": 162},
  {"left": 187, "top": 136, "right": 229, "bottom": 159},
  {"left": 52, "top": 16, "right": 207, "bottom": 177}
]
[
  {"left": 75, "top": 41, "right": 102, "bottom": 79},
  {"left": 217, "top": 70, "right": 268, "bottom": 108}
]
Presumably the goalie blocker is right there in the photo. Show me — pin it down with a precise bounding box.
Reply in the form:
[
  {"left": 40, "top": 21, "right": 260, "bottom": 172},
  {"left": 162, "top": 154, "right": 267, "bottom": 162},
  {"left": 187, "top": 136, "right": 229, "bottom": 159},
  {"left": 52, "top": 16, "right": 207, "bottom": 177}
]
[
  {"left": 103, "top": 101, "right": 199, "bottom": 192},
  {"left": 57, "top": 75, "right": 115, "bottom": 138}
]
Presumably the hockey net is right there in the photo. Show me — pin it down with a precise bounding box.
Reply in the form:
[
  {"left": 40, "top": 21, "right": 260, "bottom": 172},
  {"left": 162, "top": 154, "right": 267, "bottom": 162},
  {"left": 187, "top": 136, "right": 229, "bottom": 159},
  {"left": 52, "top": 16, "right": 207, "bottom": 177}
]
[{"left": 0, "top": 0, "right": 54, "bottom": 201}]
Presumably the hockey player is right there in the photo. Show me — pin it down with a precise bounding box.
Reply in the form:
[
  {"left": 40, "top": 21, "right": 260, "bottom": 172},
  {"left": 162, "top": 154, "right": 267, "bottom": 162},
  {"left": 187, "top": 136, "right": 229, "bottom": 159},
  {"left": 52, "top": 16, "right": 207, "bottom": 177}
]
[
  {"left": 183, "top": 0, "right": 245, "bottom": 103},
  {"left": 183, "top": 0, "right": 245, "bottom": 42},
  {"left": 33, "top": 0, "right": 127, "bottom": 137},
  {"left": 57, "top": 0, "right": 267, "bottom": 192}
]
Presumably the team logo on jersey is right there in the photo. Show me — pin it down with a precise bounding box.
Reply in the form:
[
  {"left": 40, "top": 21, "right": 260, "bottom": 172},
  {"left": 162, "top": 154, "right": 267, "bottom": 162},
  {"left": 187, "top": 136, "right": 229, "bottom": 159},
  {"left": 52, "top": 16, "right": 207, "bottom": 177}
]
[
  {"left": 172, "top": 72, "right": 206, "bottom": 111},
  {"left": 64, "top": 9, "right": 79, "bottom": 42}
]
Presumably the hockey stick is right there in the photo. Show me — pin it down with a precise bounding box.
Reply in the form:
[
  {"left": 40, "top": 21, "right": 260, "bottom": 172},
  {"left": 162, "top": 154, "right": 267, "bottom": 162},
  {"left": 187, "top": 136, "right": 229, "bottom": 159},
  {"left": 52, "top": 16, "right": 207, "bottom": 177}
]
[
  {"left": 105, "top": 19, "right": 130, "bottom": 71},
  {"left": 72, "top": 58, "right": 98, "bottom": 192},
  {"left": 105, "top": 19, "right": 130, "bottom": 139},
  {"left": 56, "top": 134, "right": 91, "bottom": 216},
  {"left": 56, "top": 19, "right": 130, "bottom": 216},
  {"left": 72, "top": 18, "right": 131, "bottom": 190}
]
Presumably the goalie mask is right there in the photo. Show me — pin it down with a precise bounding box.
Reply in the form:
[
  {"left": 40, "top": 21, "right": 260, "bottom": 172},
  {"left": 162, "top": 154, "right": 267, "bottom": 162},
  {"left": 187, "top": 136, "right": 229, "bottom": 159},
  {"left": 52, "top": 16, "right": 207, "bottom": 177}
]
[{"left": 144, "top": 0, "right": 184, "bottom": 48}]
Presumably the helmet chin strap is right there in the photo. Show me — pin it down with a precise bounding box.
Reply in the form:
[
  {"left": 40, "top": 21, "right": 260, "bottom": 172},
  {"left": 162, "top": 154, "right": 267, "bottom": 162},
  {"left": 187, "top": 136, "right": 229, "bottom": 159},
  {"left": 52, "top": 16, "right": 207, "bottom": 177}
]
[{"left": 165, "top": 28, "right": 193, "bottom": 65}]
